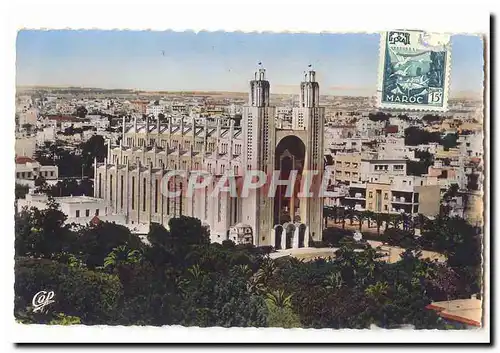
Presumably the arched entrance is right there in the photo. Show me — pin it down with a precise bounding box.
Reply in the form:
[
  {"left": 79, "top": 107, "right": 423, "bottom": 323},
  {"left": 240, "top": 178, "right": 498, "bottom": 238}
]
[
  {"left": 284, "top": 223, "right": 296, "bottom": 249},
  {"left": 274, "top": 225, "right": 283, "bottom": 250},
  {"left": 298, "top": 224, "right": 307, "bottom": 248},
  {"left": 274, "top": 135, "right": 306, "bottom": 226}
]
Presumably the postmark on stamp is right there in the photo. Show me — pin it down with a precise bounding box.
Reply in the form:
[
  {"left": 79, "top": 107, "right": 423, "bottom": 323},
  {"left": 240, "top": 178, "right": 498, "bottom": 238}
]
[{"left": 377, "top": 30, "right": 451, "bottom": 112}]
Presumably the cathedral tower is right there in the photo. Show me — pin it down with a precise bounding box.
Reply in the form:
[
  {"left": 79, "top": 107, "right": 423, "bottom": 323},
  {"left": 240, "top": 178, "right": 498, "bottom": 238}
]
[{"left": 241, "top": 65, "right": 276, "bottom": 245}]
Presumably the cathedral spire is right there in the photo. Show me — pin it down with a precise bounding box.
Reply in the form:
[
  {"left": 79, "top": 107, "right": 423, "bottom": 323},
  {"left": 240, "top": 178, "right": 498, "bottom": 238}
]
[
  {"left": 249, "top": 63, "right": 270, "bottom": 107},
  {"left": 299, "top": 66, "right": 319, "bottom": 108}
]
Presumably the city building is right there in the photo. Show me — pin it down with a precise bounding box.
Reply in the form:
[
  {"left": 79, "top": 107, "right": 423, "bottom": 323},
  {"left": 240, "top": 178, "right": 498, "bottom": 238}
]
[
  {"left": 17, "top": 191, "right": 127, "bottom": 226},
  {"left": 15, "top": 156, "right": 59, "bottom": 187}
]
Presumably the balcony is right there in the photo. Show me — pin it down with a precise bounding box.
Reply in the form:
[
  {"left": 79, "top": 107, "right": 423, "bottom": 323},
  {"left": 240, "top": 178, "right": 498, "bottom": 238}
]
[
  {"left": 350, "top": 181, "right": 366, "bottom": 189},
  {"left": 345, "top": 194, "right": 366, "bottom": 201}
]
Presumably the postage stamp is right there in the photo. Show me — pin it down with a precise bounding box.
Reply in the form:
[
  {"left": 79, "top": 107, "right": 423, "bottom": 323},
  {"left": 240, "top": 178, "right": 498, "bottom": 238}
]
[{"left": 377, "top": 30, "right": 452, "bottom": 112}]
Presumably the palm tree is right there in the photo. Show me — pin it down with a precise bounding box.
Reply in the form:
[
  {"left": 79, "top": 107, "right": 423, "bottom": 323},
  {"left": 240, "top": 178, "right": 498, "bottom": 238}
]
[
  {"left": 348, "top": 208, "right": 355, "bottom": 226},
  {"left": 103, "top": 245, "right": 142, "bottom": 269},
  {"left": 324, "top": 271, "right": 343, "bottom": 290},
  {"left": 231, "top": 264, "right": 252, "bottom": 279},
  {"left": 248, "top": 257, "right": 278, "bottom": 294},
  {"left": 323, "top": 206, "right": 331, "bottom": 228},
  {"left": 339, "top": 207, "right": 347, "bottom": 229},
  {"left": 187, "top": 264, "right": 205, "bottom": 281},
  {"left": 265, "top": 289, "right": 293, "bottom": 309},
  {"left": 364, "top": 281, "right": 389, "bottom": 303},
  {"left": 104, "top": 245, "right": 142, "bottom": 289},
  {"left": 356, "top": 211, "right": 369, "bottom": 232},
  {"left": 365, "top": 210, "right": 375, "bottom": 228},
  {"left": 332, "top": 206, "right": 339, "bottom": 224},
  {"left": 375, "top": 214, "right": 384, "bottom": 235}
]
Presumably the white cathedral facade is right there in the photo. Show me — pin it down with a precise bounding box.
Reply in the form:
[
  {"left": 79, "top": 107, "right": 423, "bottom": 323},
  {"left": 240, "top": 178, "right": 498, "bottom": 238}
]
[{"left": 95, "top": 67, "right": 325, "bottom": 249}]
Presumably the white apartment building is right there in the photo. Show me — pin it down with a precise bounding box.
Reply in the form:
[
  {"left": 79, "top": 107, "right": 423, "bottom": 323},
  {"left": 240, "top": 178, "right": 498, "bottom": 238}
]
[
  {"left": 146, "top": 104, "right": 166, "bottom": 117},
  {"left": 355, "top": 117, "right": 385, "bottom": 138},
  {"left": 457, "top": 133, "right": 484, "bottom": 159},
  {"left": 15, "top": 137, "right": 37, "bottom": 159},
  {"left": 378, "top": 137, "right": 417, "bottom": 160},
  {"left": 15, "top": 157, "right": 59, "bottom": 187},
  {"left": 17, "top": 192, "right": 127, "bottom": 227},
  {"left": 36, "top": 127, "right": 57, "bottom": 144},
  {"left": 18, "top": 107, "right": 38, "bottom": 127}
]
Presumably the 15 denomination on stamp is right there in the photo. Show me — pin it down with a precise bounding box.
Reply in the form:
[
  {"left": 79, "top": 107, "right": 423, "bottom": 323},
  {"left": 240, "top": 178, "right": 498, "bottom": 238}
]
[{"left": 378, "top": 30, "right": 451, "bottom": 112}]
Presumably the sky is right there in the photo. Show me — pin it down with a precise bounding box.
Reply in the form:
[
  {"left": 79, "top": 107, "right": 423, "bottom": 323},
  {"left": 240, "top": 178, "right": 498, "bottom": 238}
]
[{"left": 16, "top": 30, "right": 484, "bottom": 97}]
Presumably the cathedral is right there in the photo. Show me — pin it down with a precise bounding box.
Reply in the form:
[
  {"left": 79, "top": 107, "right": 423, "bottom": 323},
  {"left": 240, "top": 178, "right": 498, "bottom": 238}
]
[{"left": 94, "top": 67, "right": 325, "bottom": 249}]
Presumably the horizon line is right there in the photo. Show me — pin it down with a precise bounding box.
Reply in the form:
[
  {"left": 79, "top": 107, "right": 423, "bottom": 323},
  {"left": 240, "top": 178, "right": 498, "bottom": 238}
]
[{"left": 16, "top": 84, "right": 483, "bottom": 100}]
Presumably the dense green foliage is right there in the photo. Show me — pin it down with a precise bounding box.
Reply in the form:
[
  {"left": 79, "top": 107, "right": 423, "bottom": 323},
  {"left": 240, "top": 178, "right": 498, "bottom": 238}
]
[
  {"left": 34, "top": 135, "right": 106, "bottom": 178},
  {"left": 14, "top": 201, "right": 481, "bottom": 328}
]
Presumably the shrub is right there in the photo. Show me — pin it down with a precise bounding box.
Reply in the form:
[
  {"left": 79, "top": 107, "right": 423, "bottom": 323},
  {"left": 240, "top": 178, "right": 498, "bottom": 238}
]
[
  {"left": 15, "top": 257, "right": 122, "bottom": 324},
  {"left": 323, "top": 227, "right": 353, "bottom": 247},
  {"left": 382, "top": 228, "right": 417, "bottom": 248}
]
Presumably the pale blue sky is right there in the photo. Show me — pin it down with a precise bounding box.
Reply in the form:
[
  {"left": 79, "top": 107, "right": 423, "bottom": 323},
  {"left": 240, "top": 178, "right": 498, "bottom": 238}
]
[{"left": 16, "top": 30, "right": 484, "bottom": 96}]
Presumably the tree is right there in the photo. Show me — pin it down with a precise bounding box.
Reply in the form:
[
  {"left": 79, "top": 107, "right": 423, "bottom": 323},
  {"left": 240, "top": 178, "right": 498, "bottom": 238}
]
[
  {"left": 75, "top": 106, "right": 88, "bottom": 119},
  {"left": 265, "top": 290, "right": 300, "bottom": 328},
  {"left": 15, "top": 197, "right": 74, "bottom": 259},
  {"left": 15, "top": 183, "right": 29, "bottom": 200},
  {"left": 15, "top": 257, "right": 122, "bottom": 325},
  {"left": 404, "top": 127, "right": 441, "bottom": 146},
  {"left": 80, "top": 135, "right": 107, "bottom": 177},
  {"left": 442, "top": 184, "right": 459, "bottom": 203},
  {"left": 355, "top": 211, "right": 368, "bottom": 232},
  {"left": 422, "top": 114, "right": 442, "bottom": 124},
  {"left": 365, "top": 210, "right": 375, "bottom": 228},
  {"left": 168, "top": 216, "right": 210, "bottom": 254},
  {"left": 441, "top": 133, "right": 459, "bottom": 150},
  {"left": 375, "top": 214, "right": 384, "bottom": 236},
  {"left": 382, "top": 228, "right": 416, "bottom": 248},
  {"left": 75, "top": 222, "right": 143, "bottom": 269}
]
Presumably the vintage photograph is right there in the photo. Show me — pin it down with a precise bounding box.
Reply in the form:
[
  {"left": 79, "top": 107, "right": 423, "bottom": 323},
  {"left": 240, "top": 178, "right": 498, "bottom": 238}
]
[{"left": 14, "top": 30, "right": 485, "bottom": 331}]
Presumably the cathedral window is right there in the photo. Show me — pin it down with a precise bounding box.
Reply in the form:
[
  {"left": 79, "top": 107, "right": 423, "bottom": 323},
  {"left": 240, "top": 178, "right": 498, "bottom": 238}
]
[
  {"left": 131, "top": 176, "right": 135, "bottom": 210},
  {"left": 98, "top": 173, "right": 102, "bottom": 198},
  {"left": 179, "top": 182, "right": 183, "bottom": 216},
  {"left": 143, "top": 178, "right": 147, "bottom": 212},
  {"left": 109, "top": 175, "right": 113, "bottom": 201},
  {"left": 120, "top": 175, "right": 124, "bottom": 209},
  {"left": 154, "top": 179, "right": 159, "bottom": 213}
]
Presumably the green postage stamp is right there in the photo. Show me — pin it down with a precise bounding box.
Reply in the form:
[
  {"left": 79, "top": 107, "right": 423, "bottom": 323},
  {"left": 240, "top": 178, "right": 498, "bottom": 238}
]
[{"left": 378, "top": 30, "right": 452, "bottom": 112}]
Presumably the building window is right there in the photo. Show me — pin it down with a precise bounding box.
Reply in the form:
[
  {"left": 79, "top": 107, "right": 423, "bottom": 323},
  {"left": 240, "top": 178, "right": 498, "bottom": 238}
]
[
  {"left": 179, "top": 182, "right": 183, "bottom": 216},
  {"left": 384, "top": 193, "right": 388, "bottom": 200},
  {"left": 166, "top": 180, "right": 171, "bottom": 215},
  {"left": 98, "top": 174, "right": 102, "bottom": 198},
  {"left": 384, "top": 205, "right": 388, "bottom": 211},
  {"left": 155, "top": 179, "right": 159, "bottom": 213},
  {"left": 143, "top": 178, "right": 147, "bottom": 212},
  {"left": 369, "top": 192, "right": 373, "bottom": 198},
  {"left": 120, "top": 175, "right": 124, "bottom": 209},
  {"left": 95, "top": 209, "right": 99, "bottom": 216},
  {"left": 109, "top": 174, "right": 113, "bottom": 201},
  {"left": 85, "top": 209, "right": 90, "bottom": 217},
  {"left": 76, "top": 210, "right": 80, "bottom": 218},
  {"left": 131, "top": 176, "right": 135, "bottom": 210}
]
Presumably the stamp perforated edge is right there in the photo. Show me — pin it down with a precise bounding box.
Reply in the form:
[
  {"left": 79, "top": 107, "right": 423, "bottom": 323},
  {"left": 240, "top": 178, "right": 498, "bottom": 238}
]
[{"left": 376, "top": 30, "right": 452, "bottom": 113}]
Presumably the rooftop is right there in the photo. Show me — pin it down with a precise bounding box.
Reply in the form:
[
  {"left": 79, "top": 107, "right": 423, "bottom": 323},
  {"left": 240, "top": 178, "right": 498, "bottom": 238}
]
[
  {"left": 427, "top": 297, "right": 482, "bottom": 327},
  {"left": 15, "top": 156, "right": 36, "bottom": 165},
  {"left": 55, "top": 196, "right": 105, "bottom": 204}
]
